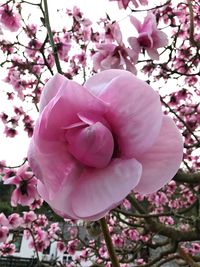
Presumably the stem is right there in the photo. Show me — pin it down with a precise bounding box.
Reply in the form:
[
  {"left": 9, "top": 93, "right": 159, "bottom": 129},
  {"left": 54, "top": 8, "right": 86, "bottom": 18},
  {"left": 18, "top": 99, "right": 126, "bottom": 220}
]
[
  {"left": 187, "top": 0, "right": 200, "bottom": 48},
  {"left": 99, "top": 217, "right": 120, "bottom": 267},
  {"left": 43, "top": 0, "right": 62, "bottom": 74},
  {"left": 26, "top": 228, "right": 40, "bottom": 260}
]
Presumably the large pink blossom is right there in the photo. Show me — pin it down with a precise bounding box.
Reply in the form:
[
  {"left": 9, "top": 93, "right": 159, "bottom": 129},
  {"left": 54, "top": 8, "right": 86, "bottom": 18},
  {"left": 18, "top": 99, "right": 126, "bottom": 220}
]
[
  {"left": 28, "top": 70, "right": 183, "bottom": 221},
  {"left": 128, "top": 12, "right": 168, "bottom": 60}
]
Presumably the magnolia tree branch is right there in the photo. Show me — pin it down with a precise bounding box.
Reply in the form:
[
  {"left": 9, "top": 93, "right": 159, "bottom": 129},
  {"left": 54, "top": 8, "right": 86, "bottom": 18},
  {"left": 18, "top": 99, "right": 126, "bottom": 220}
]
[
  {"left": 174, "top": 170, "right": 200, "bottom": 184},
  {"left": 178, "top": 246, "right": 200, "bottom": 267},
  {"left": 161, "top": 97, "right": 200, "bottom": 145},
  {"left": 187, "top": 0, "right": 200, "bottom": 49},
  {"left": 128, "top": 195, "right": 200, "bottom": 242},
  {"left": 43, "top": 0, "right": 62, "bottom": 74},
  {"left": 137, "top": 242, "right": 178, "bottom": 267},
  {"left": 99, "top": 218, "right": 120, "bottom": 267}
]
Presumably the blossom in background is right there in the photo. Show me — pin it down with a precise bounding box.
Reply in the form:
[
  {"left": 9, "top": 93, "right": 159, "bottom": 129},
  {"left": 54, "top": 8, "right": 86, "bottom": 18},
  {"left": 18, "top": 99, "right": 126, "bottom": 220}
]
[
  {"left": 92, "top": 43, "right": 138, "bottom": 74},
  {"left": 0, "top": 243, "right": 15, "bottom": 256},
  {"left": 128, "top": 12, "right": 168, "bottom": 60},
  {"left": 109, "top": 0, "right": 148, "bottom": 9},
  {"left": 93, "top": 43, "right": 124, "bottom": 70},
  {"left": 92, "top": 23, "right": 138, "bottom": 73},
  {"left": 23, "top": 211, "right": 37, "bottom": 227},
  {"left": 4, "top": 164, "right": 39, "bottom": 207},
  {"left": 28, "top": 70, "right": 183, "bottom": 221},
  {"left": 0, "top": 4, "right": 21, "bottom": 32},
  {"left": 0, "top": 226, "right": 9, "bottom": 243},
  {"left": 8, "top": 213, "right": 23, "bottom": 229}
]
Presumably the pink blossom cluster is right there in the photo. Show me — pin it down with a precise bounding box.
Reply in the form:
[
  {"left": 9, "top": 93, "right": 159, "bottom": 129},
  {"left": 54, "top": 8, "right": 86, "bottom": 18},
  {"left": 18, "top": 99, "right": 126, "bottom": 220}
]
[
  {"left": 0, "top": 105, "right": 34, "bottom": 138},
  {"left": 0, "top": 4, "right": 21, "bottom": 32},
  {"left": 92, "top": 12, "right": 168, "bottom": 73}
]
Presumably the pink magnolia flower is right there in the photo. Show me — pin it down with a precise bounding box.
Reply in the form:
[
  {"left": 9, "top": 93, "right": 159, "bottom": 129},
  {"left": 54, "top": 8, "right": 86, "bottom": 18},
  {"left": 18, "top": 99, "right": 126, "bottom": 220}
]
[
  {"left": 93, "top": 43, "right": 123, "bottom": 71},
  {"left": 57, "top": 241, "right": 66, "bottom": 252},
  {"left": 0, "top": 5, "right": 21, "bottom": 32},
  {"left": 92, "top": 43, "right": 137, "bottom": 74},
  {"left": 8, "top": 213, "right": 23, "bottom": 229},
  {"left": 23, "top": 211, "right": 37, "bottom": 225},
  {"left": 109, "top": 0, "right": 148, "bottom": 9},
  {"left": 28, "top": 69, "right": 183, "bottom": 221},
  {"left": 93, "top": 23, "right": 138, "bottom": 73},
  {"left": 128, "top": 12, "right": 168, "bottom": 60},
  {"left": 4, "top": 165, "right": 39, "bottom": 207}
]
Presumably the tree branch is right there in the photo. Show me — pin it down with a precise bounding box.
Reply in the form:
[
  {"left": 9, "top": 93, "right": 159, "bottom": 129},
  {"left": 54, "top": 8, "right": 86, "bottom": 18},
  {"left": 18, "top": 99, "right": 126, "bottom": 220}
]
[{"left": 174, "top": 170, "right": 200, "bottom": 184}]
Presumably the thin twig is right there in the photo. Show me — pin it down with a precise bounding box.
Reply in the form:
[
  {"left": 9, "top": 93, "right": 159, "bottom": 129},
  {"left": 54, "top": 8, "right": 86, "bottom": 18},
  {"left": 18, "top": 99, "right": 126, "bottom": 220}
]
[{"left": 43, "top": 0, "right": 62, "bottom": 74}]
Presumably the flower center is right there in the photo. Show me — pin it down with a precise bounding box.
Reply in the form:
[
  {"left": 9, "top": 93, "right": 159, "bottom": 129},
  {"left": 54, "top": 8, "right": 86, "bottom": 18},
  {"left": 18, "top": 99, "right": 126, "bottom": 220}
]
[
  {"left": 138, "top": 33, "right": 153, "bottom": 48},
  {"left": 64, "top": 113, "right": 114, "bottom": 168},
  {"left": 20, "top": 180, "right": 29, "bottom": 195}
]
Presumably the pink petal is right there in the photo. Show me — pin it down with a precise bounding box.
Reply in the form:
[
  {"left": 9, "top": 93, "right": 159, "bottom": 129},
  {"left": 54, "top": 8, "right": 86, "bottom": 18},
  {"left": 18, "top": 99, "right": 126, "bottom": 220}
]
[
  {"left": 28, "top": 139, "right": 82, "bottom": 200},
  {"left": 71, "top": 158, "right": 142, "bottom": 218},
  {"left": 113, "top": 23, "right": 123, "bottom": 45},
  {"left": 35, "top": 79, "right": 107, "bottom": 153},
  {"left": 85, "top": 70, "right": 163, "bottom": 157},
  {"left": 66, "top": 122, "right": 114, "bottom": 168},
  {"left": 127, "top": 37, "right": 141, "bottom": 56},
  {"left": 51, "top": 205, "right": 108, "bottom": 221},
  {"left": 139, "top": 0, "right": 148, "bottom": 5},
  {"left": 10, "top": 189, "right": 19, "bottom": 207},
  {"left": 85, "top": 69, "right": 129, "bottom": 95},
  {"left": 130, "top": 16, "right": 142, "bottom": 32},
  {"left": 134, "top": 116, "right": 183, "bottom": 195},
  {"left": 39, "top": 73, "right": 66, "bottom": 112},
  {"left": 4, "top": 176, "right": 21, "bottom": 185},
  {"left": 141, "top": 14, "right": 154, "bottom": 34},
  {"left": 147, "top": 48, "right": 159, "bottom": 60},
  {"left": 37, "top": 180, "right": 79, "bottom": 220},
  {"left": 16, "top": 188, "right": 35, "bottom": 206},
  {"left": 152, "top": 30, "right": 168, "bottom": 48},
  {"left": 131, "top": 0, "right": 139, "bottom": 8}
]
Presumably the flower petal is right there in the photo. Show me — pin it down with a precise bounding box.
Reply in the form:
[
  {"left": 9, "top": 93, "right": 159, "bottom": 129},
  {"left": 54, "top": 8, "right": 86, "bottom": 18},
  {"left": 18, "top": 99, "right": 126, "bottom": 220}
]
[
  {"left": 39, "top": 73, "right": 67, "bottom": 112},
  {"left": 147, "top": 48, "right": 159, "bottom": 60},
  {"left": 84, "top": 69, "right": 130, "bottom": 96},
  {"left": 28, "top": 139, "right": 82, "bottom": 200},
  {"left": 134, "top": 116, "right": 183, "bottom": 194},
  {"left": 130, "top": 16, "right": 142, "bottom": 32},
  {"left": 128, "top": 37, "right": 141, "bottom": 55},
  {"left": 86, "top": 70, "right": 163, "bottom": 157},
  {"left": 71, "top": 158, "right": 142, "bottom": 218},
  {"left": 37, "top": 180, "right": 79, "bottom": 220},
  {"left": 66, "top": 122, "right": 114, "bottom": 168},
  {"left": 152, "top": 30, "right": 168, "bottom": 48}
]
